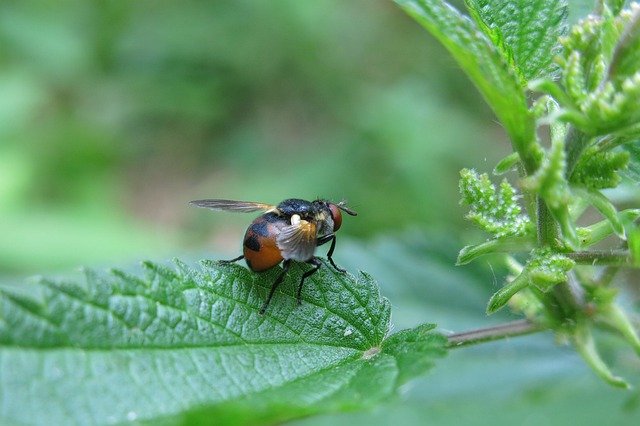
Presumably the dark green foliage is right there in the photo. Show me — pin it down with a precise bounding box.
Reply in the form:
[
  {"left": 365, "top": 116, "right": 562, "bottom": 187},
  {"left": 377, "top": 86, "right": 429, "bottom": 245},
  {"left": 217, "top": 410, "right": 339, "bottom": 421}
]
[{"left": 0, "top": 260, "right": 445, "bottom": 425}]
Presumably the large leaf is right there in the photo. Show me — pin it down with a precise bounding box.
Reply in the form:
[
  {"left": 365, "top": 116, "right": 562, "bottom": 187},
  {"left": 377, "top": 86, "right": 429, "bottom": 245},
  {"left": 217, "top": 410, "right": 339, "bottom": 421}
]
[
  {"left": 395, "top": 0, "right": 538, "bottom": 173},
  {"left": 465, "top": 0, "right": 568, "bottom": 81},
  {"left": 291, "top": 233, "right": 640, "bottom": 426},
  {"left": 0, "top": 260, "right": 446, "bottom": 425}
]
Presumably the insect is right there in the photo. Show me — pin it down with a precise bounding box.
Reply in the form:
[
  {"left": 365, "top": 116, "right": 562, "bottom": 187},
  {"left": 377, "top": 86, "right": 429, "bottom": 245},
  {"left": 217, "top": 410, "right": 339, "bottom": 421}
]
[{"left": 189, "top": 198, "right": 357, "bottom": 314}]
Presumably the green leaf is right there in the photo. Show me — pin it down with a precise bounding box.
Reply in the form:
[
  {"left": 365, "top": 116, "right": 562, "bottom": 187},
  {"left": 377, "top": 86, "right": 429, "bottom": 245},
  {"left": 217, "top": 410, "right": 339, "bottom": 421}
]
[
  {"left": 493, "top": 152, "right": 520, "bottom": 175},
  {"left": 395, "top": 0, "right": 539, "bottom": 173},
  {"left": 465, "top": 0, "right": 568, "bottom": 81},
  {"left": 526, "top": 248, "right": 575, "bottom": 291},
  {"left": 570, "top": 146, "right": 630, "bottom": 189},
  {"left": 621, "top": 139, "right": 640, "bottom": 181},
  {"left": 459, "top": 169, "right": 533, "bottom": 238},
  {"left": 294, "top": 234, "right": 640, "bottom": 426},
  {"left": 608, "top": 4, "right": 640, "bottom": 84},
  {"left": 551, "top": 5, "right": 640, "bottom": 136},
  {"left": 456, "top": 236, "right": 533, "bottom": 265},
  {"left": 573, "top": 320, "right": 630, "bottom": 389},
  {"left": 486, "top": 269, "right": 529, "bottom": 314},
  {"left": 577, "top": 208, "right": 640, "bottom": 247},
  {"left": 573, "top": 187, "right": 625, "bottom": 238},
  {"left": 599, "top": 303, "right": 640, "bottom": 356},
  {"left": 382, "top": 323, "right": 447, "bottom": 386},
  {"left": 0, "top": 260, "right": 446, "bottom": 425},
  {"left": 486, "top": 248, "right": 574, "bottom": 313}
]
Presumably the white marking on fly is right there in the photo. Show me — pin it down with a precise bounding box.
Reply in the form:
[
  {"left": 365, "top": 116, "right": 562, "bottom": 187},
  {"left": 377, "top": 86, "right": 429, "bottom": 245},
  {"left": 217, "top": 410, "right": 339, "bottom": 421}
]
[{"left": 291, "top": 214, "right": 301, "bottom": 225}]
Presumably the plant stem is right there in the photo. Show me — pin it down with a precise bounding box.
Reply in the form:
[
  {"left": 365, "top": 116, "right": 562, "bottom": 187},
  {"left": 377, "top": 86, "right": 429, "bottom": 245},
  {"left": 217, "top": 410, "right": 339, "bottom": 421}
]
[
  {"left": 447, "top": 320, "right": 545, "bottom": 348},
  {"left": 566, "top": 250, "right": 631, "bottom": 265},
  {"left": 537, "top": 199, "right": 558, "bottom": 247}
]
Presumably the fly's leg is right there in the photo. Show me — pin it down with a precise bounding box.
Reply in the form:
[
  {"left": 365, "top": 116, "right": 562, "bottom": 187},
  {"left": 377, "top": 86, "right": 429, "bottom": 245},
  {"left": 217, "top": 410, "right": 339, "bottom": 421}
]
[
  {"left": 326, "top": 236, "right": 346, "bottom": 273},
  {"left": 260, "top": 260, "right": 291, "bottom": 315},
  {"left": 297, "top": 257, "right": 322, "bottom": 306},
  {"left": 219, "top": 255, "right": 244, "bottom": 264}
]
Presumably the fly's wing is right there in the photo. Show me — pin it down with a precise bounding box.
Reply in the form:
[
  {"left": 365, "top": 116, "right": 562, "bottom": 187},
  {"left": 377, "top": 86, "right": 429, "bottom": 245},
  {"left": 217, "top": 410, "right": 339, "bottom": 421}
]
[
  {"left": 189, "top": 199, "right": 275, "bottom": 213},
  {"left": 276, "top": 218, "right": 317, "bottom": 262}
]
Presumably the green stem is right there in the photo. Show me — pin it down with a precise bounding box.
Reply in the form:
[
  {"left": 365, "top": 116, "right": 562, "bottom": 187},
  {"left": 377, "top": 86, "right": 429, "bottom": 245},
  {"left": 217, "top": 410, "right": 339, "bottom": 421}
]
[
  {"left": 537, "top": 198, "right": 559, "bottom": 247},
  {"left": 447, "top": 320, "right": 545, "bottom": 348},
  {"left": 566, "top": 250, "right": 631, "bottom": 265}
]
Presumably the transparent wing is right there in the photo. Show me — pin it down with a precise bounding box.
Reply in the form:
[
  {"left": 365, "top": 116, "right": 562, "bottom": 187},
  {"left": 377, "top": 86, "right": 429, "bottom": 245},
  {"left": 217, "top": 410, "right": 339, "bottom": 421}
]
[
  {"left": 276, "top": 219, "right": 317, "bottom": 261},
  {"left": 189, "top": 199, "right": 275, "bottom": 213}
]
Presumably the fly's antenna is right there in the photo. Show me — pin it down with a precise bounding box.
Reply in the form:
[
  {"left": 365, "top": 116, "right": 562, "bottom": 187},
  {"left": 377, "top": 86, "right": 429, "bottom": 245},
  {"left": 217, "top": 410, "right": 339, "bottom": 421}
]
[{"left": 336, "top": 200, "right": 357, "bottom": 216}]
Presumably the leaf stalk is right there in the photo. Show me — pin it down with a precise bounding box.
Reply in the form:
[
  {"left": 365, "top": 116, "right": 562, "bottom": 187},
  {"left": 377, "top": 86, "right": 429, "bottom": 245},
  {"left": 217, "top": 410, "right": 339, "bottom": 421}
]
[{"left": 447, "top": 320, "right": 545, "bottom": 348}]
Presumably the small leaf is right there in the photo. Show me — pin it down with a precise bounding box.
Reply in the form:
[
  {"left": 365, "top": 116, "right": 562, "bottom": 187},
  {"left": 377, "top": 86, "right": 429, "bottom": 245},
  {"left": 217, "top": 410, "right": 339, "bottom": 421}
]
[
  {"left": 459, "top": 169, "right": 533, "bottom": 238},
  {"left": 456, "top": 236, "right": 533, "bottom": 265},
  {"left": 465, "top": 0, "right": 568, "bottom": 81},
  {"left": 577, "top": 211, "right": 624, "bottom": 247},
  {"left": 608, "top": 4, "right": 640, "bottom": 84},
  {"left": 486, "top": 269, "right": 530, "bottom": 314},
  {"left": 570, "top": 146, "right": 630, "bottom": 189},
  {"left": 487, "top": 247, "right": 574, "bottom": 313},
  {"left": 599, "top": 303, "right": 640, "bottom": 356},
  {"left": 493, "top": 152, "right": 520, "bottom": 175},
  {"left": 621, "top": 139, "right": 640, "bottom": 181},
  {"left": 526, "top": 248, "right": 575, "bottom": 291},
  {"left": 0, "top": 260, "right": 446, "bottom": 425},
  {"left": 553, "top": 4, "right": 640, "bottom": 136},
  {"left": 573, "top": 320, "right": 630, "bottom": 388},
  {"left": 573, "top": 187, "right": 625, "bottom": 238}
]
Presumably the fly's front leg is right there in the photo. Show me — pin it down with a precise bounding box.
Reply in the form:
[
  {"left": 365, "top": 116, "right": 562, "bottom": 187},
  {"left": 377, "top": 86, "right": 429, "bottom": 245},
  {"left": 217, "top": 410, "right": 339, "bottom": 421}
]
[
  {"left": 325, "top": 235, "right": 346, "bottom": 273},
  {"left": 316, "top": 234, "right": 334, "bottom": 246},
  {"left": 316, "top": 234, "right": 346, "bottom": 273}
]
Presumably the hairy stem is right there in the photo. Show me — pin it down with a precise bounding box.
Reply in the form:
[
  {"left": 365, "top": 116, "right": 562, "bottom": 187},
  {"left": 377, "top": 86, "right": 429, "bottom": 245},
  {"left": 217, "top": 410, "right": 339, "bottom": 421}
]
[
  {"left": 537, "top": 198, "right": 559, "bottom": 247},
  {"left": 447, "top": 320, "right": 545, "bottom": 348},
  {"left": 566, "top": 250, "right": 631, "bottom": 265}
]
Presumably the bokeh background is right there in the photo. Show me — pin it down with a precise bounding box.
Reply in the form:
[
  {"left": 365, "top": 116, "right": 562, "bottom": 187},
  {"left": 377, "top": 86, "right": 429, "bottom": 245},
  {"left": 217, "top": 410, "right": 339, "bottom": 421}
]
[
  {"left": 0, "top": 0, "right": 505, "bottom": 277},
  {"left": 2, "top": 1, "right": 638, "bottom": 425}
]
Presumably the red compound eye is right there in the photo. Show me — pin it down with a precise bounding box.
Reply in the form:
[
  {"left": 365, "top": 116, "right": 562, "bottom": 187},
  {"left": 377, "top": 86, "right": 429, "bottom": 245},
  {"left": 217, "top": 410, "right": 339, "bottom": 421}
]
[{"left": 328, "top": 203, "right": 343, "bottom": 231}]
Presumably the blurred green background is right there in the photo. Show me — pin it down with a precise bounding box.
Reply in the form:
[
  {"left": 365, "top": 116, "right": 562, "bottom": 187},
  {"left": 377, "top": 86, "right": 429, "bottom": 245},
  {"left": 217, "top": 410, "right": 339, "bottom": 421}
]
[
  {"left": 0, "top": 0, "right": 504, "bottom": 277},
  {"left": 2, "top": 1, "right": 639, "bottom": 425}
]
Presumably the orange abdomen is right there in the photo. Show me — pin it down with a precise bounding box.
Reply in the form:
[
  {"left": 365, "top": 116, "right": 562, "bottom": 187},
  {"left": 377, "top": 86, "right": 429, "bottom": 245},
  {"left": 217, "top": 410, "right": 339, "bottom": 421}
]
[{"left": 243, "top": 213, "right": 287, "bottom": 272}]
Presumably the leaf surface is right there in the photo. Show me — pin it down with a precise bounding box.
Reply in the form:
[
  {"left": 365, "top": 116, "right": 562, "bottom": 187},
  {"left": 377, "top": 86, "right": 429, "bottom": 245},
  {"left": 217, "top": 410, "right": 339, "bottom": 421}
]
[
  {"left": 0, "top": 260, "right": 445, "bottom": 425},
  {"left": 465, "top": 0, "right": 568, "bottom": 81}
]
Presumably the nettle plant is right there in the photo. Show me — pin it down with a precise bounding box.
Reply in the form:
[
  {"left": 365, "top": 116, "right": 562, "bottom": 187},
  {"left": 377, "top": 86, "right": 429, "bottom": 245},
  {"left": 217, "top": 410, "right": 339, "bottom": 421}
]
[{"left": 2, "top": 1, "right": 640, "bottom": 425}]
